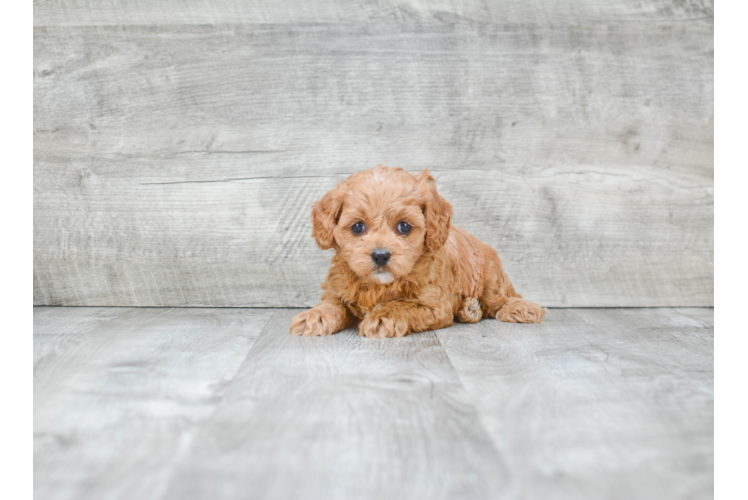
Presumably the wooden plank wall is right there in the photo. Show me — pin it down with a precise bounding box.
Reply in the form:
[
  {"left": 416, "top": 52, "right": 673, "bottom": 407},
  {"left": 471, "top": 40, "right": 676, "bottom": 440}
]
[{"left": 33, "top": 0, "right": 714, "bottom": 307}]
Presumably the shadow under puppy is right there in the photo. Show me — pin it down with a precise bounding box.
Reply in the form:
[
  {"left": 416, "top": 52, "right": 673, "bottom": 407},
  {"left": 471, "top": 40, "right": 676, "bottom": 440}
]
[{"left": 290, "top": 165, "right": 545, "bottom": 338}]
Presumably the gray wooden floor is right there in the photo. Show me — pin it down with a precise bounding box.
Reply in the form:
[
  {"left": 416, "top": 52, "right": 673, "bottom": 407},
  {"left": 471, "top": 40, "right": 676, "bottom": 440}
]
[{"left": 34, "top": 307, "right": 713, "bottom": 500}]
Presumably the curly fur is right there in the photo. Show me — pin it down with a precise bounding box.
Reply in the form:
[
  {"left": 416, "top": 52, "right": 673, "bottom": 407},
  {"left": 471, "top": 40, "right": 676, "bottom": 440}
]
[{"left": 290, "top": 165, "right": 546, "bottom": 338}]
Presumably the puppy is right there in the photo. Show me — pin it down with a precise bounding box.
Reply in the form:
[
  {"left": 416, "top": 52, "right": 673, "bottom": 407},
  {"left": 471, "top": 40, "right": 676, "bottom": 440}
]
[{"left": 290, "top": 166, "right": 545, "bottom": 338}]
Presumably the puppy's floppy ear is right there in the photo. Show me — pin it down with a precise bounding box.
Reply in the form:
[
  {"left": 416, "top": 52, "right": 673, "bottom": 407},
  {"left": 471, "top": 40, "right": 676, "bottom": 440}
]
[
  {"left": 311, "top": 182, "right": 347, "bottom": 250},
  {"left": 417, "top": 169, "right": 453, "bottom": 253}
]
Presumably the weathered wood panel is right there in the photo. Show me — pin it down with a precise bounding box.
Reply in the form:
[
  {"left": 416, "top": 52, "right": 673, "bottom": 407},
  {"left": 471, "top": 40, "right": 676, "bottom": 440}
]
[
  {"left": 33, "top": 22, "right": 713, "bottom": 169},
  {"left": 33, "top": 160, "right": 713, "bottom": 307},
  {"left": 34, "top": 306, "right": 714, "bottom": 500},
  {"left": 33, "top": 3, "right": 713, "bottom": 307},
  {"left": 162, "top": 309, "right": 517, "bottom": 500},
  {"left": 33, "top": 0, "right": 715, "bottom": 26},
  {"left": 436, "top": 307, "right": 713, "bottom": 500},
  {"left": 34, "top": 307, "right": 275, "bottom": 500}
]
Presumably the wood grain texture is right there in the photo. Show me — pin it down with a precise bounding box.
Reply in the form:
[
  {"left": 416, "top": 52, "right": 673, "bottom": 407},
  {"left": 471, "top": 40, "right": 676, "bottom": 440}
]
[
  {"left": 163, "top": 309, "right": 517, "bottom": 500},
  {"left": 33, "top": 2, "right": 713, "bottom": 307},
  {"left": 34, "top": 307, "right": 275, "bottom": 500},
  {"left": 33, "top": 306, "right": 133, "bottom": 335},
  {"left": 34, "top": 307, "right": 518, "bottom": 500},
  {"left": 436, "top": 307, "right": 713, "bottom": 500},
  {"left": 34, "top": 306, "right": 714, "bottom": 500},
  {"left": 34, "top": 0, "right": 715, "bottom": 26},
  {"left": 33, "top": 162, "right": 713, "bottom": 308}
]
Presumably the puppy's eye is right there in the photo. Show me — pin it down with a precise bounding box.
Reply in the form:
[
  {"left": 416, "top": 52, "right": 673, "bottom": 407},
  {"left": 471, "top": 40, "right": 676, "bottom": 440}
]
[
  {"left": 351, "top": 222, "right": 365, "bottom": 235},
  {"left": 397, "top": 221, "right": 412, "bottom": 234}
]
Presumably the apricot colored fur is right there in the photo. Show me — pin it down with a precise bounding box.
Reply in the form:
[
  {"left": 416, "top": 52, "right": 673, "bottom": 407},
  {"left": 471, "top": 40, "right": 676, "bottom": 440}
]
[{"left": 290, "top": 166, "right": 545, "bottom": 338}]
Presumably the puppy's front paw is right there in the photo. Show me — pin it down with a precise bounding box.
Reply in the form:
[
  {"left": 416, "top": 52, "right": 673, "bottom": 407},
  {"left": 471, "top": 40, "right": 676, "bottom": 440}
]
[
  {"left": 359, "top": 313, "right": 409, "bottom": 338},
  {"left": 290, "top": 307, "right": 339, "bottom": 336}
]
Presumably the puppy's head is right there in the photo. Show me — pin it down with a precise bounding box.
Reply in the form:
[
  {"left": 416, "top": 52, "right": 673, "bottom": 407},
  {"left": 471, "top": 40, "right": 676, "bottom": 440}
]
[{"left": 312, "top": 165, "right": 452, "bottom": 284}]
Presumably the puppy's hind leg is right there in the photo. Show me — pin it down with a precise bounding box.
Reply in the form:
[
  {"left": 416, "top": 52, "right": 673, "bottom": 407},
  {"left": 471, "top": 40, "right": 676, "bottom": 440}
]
[
  {"left": 480, "top": 254, "right": 546, "bottom": 324},
  {"left": 496, "top": 296, "right": 546, "bottom": 323},
  {"left": 457, "top": 297, "right": 483, "bottom": 323}
]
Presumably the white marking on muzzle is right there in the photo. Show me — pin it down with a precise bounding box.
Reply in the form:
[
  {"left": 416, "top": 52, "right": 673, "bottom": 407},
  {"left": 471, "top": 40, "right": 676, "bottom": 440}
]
[{"left": 372, "top": 271, "right": 394, "bottom": 284}]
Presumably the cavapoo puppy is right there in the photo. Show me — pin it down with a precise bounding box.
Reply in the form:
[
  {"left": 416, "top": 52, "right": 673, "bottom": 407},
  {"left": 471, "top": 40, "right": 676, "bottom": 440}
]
[{"left": 290, "top": 165, "right": 545, "bottom": 338}]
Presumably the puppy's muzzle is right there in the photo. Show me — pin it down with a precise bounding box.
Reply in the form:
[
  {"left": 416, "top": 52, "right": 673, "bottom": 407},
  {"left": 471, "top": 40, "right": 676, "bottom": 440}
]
[{"left": 370, "top": 249, "right": 391, "bottom": 267}]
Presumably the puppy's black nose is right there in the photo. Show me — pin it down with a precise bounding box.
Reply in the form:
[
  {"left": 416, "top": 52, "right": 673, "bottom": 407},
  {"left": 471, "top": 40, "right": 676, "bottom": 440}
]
[{"left": 371, "top": 249, "right": 391, "bottom": 267}]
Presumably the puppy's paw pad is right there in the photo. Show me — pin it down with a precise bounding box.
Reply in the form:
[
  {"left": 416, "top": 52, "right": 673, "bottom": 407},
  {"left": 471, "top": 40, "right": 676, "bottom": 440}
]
[{"left": 290, "top": 309, "right": 337, "bottom": 336}]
